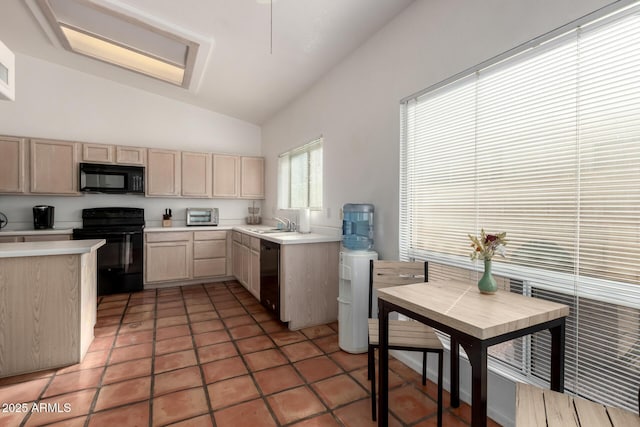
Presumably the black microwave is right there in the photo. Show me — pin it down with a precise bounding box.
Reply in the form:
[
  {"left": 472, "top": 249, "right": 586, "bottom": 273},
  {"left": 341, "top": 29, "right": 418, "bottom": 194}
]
[{"left": 79, "top": 163, "right": 145, "bottom": 194}]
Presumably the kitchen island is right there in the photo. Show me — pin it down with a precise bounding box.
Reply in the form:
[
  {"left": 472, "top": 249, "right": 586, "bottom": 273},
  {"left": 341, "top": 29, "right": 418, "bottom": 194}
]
[{"left": 0, "top": 239, "right": 105, "bottom": 378}]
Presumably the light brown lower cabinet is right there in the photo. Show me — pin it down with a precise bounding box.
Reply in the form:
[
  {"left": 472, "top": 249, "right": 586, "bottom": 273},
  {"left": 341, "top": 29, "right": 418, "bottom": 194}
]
[
  {"left": 193, "top": 231, "right": 227, "bottom": 278},
  {"left": 0, "top": 234, "right": 71, "bottom": 243},
  {"left": 232, "top": 231, "right": 260, "bottom": 298}
]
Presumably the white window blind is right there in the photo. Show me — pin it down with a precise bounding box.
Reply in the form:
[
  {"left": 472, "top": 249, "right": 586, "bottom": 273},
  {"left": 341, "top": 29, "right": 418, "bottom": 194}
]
[
  {"left": 278, "top": 137, "right": 323, "bottom": 209},
  {"left": 400, "top": 3, "right": 640, "bottom": 412}
]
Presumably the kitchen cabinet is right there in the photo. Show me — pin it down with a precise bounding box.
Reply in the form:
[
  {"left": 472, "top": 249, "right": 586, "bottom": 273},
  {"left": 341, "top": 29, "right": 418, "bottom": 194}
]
[
  {"left": 116, "top": 146, "right": 146, "bottom": 165},
  {"left": 240, "top": 156, "right": 264, "bottom": 199},
  {"left": 249, "top": 242, "right": 260, "bottom": 298},
  {"left": 231, "top": 230, "right": 260, "bottom": 298},
  {"left": 82, "top": 143, "right": 147, "bottom": 166},
  {"left": 30, "top": 139, "right": 79, "bottom": 195},
  {"left": 182, "top": 151, "right": 212, "bottom": 198},
  {"left": 145, "top": 232, "right": 192, "bottom": 283},
  {"left": 193, "top": 230, "right": 227, "bottom": 277},
  {"left": 147, "top": 149, "right": 181, "bottom": 197},
  {"left": 0, "top": 233, "right": 71, "bottom": 243},
  {"left": 0, "top": 136, "right": 26, "bottom": 193},
  {"left": 213, "top": 154, "right": 240, "bottom": 198},
  {"left": 82, "top": 143, "right": 113, "bottom": 163}
]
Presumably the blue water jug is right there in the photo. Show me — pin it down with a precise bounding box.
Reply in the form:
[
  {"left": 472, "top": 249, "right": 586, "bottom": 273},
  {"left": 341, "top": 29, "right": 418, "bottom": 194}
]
[{"left": 342, "top": 203, "right": 374, "bottom": 250}]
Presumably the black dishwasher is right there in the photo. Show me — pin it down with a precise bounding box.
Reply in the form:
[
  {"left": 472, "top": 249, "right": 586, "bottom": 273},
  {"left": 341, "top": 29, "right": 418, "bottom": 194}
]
[{"left": 260, "top": 240, "right": 280, "bottom": 316}]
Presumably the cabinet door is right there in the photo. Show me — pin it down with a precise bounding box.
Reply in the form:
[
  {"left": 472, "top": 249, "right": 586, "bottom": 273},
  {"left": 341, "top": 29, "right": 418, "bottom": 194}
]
[
  {"left": 240, "top": 244, "right": 250, "bottom": 287},
  {"left": 30, "top": 139, "right": 78, "bottom": 194},
  {"left": 249, "top": 249, "right": 260, "bottom": 298},
  {"left": 147, "top": 149, "right": 181, "bottom": 196},
  {"left": 213, "top": 154, "right": 240, "bottom": 198},
  {"left": 0, "top": 136, "right": 26, "bottom": 193},
  {"left": 232, "top": 241, "right": 243, "bottom": 281},
  {"left": 182, "top": 152, "right": 212, "bottom": 198},
  {"left": 23, "top": 234, "right": 71, "bottom": 242},
  {"left": 193, "top": 240, "right": 226, "bottom": 259},
  {"left": 82, "top": 143, "right": 114, "bottom": 163},
  {"left": 145, "top": 241, "right": 192, "bottom": 283},
  {"left": 240, "top": 156, "right": 264, "bottom": 199},
  {"left": 116, "top": 146, "right": 146, "bottom": 165},
  {"left": 193, "top": 258, "right": 226, "bottom": 278}
]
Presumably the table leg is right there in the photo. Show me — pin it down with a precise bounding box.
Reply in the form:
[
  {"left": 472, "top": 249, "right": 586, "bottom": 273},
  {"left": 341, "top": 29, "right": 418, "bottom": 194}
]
[
  {"left": 463, "top": 341, "right": 488, "bottom": 427},
  {"left": 450, "top": 336, "right": 460, "bottom": 408},
  {"left": 550, "top": 319, "right": 566, "bottom": 392},
  {"left": 378, "top": 300, "right": 390, "bottom": 427}
]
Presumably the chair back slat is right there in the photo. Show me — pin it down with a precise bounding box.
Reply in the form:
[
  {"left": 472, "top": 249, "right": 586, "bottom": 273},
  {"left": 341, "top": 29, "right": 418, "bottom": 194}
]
[{"left": 371, "top": 260, "right": 426, "bottom": 291}]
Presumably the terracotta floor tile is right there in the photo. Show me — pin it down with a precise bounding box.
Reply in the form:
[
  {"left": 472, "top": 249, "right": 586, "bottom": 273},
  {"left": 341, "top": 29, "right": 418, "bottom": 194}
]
[
  {"left": 202, "top": 357, "right": 248, "bottom": 384},
  {"left": 95, "top": 315, "right": 121, "bottom": 327},
  {"left": 98, "top": 298, "right": 128, "bottom": 307},
  {"left": 109, "top": 342, "right": 153, "bottom": 364},
  {"left": 217, "top": 307, "right": 247, "bottom": 318},
  {"left": 0, "top": 378, "right": 50, "bottom": 403},
  {"left": 0, "top": 369, "right": 55, "bottom": 387},
  {"left": 253, "top": 365, "right": 304, "bottom": 395},
  {"left": 156, "top": 324, "right": 192, "bottom": 341},
  {"left": 312, "top": 374, "right": 369, "bottom": 409},
  {"left": 24, "top": 388, "right": 96, "bottom": 426},
  {"left": 236, "top": 335, "right": 275, "bottom": 354},
  {"left": 194, "top": 330, "right": 230, "bottom": 347},
  {"left": 223, "top": 315, "right": 256, "bottom": 328},
  {"left": 93, "top": 325, "right": 119, "bottom": 338},
  {"left": 389, "top": 358, "right": 422, "bottom": 383},
  {"left": 167, "top": 414, "right": 214, "bottom": 427},
  {"left": 153, "top": 387, "right": 209, "bottom": 426},
  {"left": 43, "top": 367, "right": 103, "bottom": 398},
  {"left": 189, "top": 311, "right": 219, "bottom": 322},
  {"left": 94, "top": 377, "right": 151, "bottom": 411},
  {"left": 157, "top": 300, "right": 184, "bottom": 310},
  {"left": 156, "top": 315, "right": 189, "bottom": 328},
  {"left": 281, "top": 341, "right": 323, "bottom": 362},
  {"left": 97, "top": 307, "right": 125, "bottom": 318},
  {"left": 187, "top": 304, "right": 214, "bottom": 314},
  {"left": 154, "top": 350, "right": 198, "bottom": 374},
  {"left": 0, "top": 411, "right": 27, "bottom": 426},
  {"left": 313, "top": 335, "right": 340, "bottom": 354},
  {"left": 88, "top": 401, "right": 149, "bottom": 427},
  {"left": 350, "top": 366, "right": 405, "bottom": 392},
  {"left": 244, "top": 303, "right": 267, "bottom": 314},
  {"left": 333, "top": 399, "right": 403, "bottom": 427},
  {"left": 388, "top": 385, "right": 438, "bottom": 424},
  {"left": 267, "top": 386, "right": 326, "bottom": 425},
  {"left": 330, "top": 351, "right": 369, "bottom": 372},
  {"left": 243, "top": 349, "right": 287, "bottom": 371},
  {"left": 251, "top": 311, "right": 274, "bottom": 322},
  {"left": 123, "top": 311, "right": 155, "bottom": 324},
  {"left": 114, "top": 330, "right": 154, "bottom": 347},
  {"left": 87, "top": 335, "right": 115, "bottom": 353},
  {"left": 270, "top": 330, "right": 306, "bottom": 346},
  {"left": 449, "top": 401, "right": 472, "bottom": 424},
  {"left": 127, "top": 303, "right": 155, "bottom": 313},
  {"left": 102, "top": 358, "right": 152, "bottom": 384},
  {"left": 413, "top": 411, "right": 468, "bottom": 427},
  {"left": 207, "top": 375, "right": 260, "bottom": 410},
  {"left": 213, "top": 300, "right": 243, "bottom": 309},
  {"left": 301, "top": 324, "right": 336, "bottom": 339},
  {"left": 213, "top": 398, "right": 277, "bottom": 427},
  {"left": 257, "top": 320, "right": 288, "bottom": 333},
  {"left": 294, "top": 356, "right": 343, "bottom": 383},
  {"left": 38, "top": 415, "right": 87, "bottom": 427},
  {"left": 229, "top": 324, "right": 263, "bottom": 340},
  {"left": 290, "top": 413, "right": 342, "bottom": 427},
  {"left": 56, "top": 350, "right": 109, "bottom": 374},
  {"left": 157, "top": 307, "right": 187, "bottom": 318},
  {"left": 118, "top": 320, "right": 154, "bottom": 334},
  {"left": 154, "top": 366, "right": 203, "bottom": 396},
  {"left": 197, "top": 342, "right": 238, "bottom": 364},
  {"left": 190, "top": 320, "right": 225, "bottom": 334},
  {"left": 155, "top": 335, "right": 194, "bottom": 355}
]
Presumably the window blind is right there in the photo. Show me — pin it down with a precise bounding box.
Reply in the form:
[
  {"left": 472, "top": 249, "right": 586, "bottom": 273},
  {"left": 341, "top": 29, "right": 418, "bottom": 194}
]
[
  {"left": 278, "top": 137, "right": 323, "bottom": 209},
  {"left": 400, "top": 2, "right": 640, "bottom": 411}
]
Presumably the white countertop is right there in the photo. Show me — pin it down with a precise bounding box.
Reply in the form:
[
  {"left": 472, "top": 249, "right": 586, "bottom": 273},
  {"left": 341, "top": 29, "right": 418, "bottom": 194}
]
[
  {"left": 0, "top": 239, "right": 106, "bottom": 258},
  {"left": 0, "top": 228, "right": 74, "bottom": 236},
  {"left": 144, "top": 225, "right": 341, "bottom": 245}
]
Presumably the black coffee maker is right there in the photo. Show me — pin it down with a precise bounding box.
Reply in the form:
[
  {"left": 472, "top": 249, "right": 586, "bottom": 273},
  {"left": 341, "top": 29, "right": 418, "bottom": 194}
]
[{"left": 33, "top": 205, "right": 55, "bottom": 229}]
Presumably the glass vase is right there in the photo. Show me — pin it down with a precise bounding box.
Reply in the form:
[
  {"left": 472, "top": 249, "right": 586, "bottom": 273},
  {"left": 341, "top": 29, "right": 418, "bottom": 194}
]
[{"left": 478, "top": 259, "right": 497, "bottom": 294}]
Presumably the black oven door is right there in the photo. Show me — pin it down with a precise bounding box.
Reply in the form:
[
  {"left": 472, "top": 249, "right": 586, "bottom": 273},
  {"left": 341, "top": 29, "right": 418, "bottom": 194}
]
[{"left": 74, "top": 229, "right": 143, "bottom": 296}]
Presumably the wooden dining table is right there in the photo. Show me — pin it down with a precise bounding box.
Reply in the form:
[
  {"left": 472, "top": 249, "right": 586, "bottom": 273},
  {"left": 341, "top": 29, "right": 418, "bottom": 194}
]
[{"left": 376, "top": 279, "right": 570, "bottom": 427}]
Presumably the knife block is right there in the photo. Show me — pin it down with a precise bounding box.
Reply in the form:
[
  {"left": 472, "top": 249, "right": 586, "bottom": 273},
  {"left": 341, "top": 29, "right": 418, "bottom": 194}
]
[{"left": 162, "top": 219, "right": 172, "bottom": 227}]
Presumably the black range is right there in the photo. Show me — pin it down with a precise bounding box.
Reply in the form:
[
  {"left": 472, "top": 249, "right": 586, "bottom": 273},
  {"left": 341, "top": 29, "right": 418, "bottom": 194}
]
[{"left": 73, "top": 207, "right": 144, "bottom": 296}]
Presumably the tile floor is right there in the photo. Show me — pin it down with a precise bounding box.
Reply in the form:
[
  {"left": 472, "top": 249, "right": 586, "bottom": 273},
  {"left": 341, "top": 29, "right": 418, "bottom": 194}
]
[{"left": 0, "top": 281, "right": 502, "bottom": 427}]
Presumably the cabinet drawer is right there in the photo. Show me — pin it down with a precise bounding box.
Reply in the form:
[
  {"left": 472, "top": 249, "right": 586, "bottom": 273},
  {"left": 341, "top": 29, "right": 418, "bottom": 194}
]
[
  {"left": 193, "top": 258, "right": 226, "bottom": 277},
  {"left": 194, "top": 240, "right": 226, "bottom": 259},
  {"left": 146, "top": 232, "right": 192, "bottom": 243},
  {"left": 232, "top": 231, "right": 242, "bottom": 243},
  {"left": 24, "top": 234, "right": 71, "bottom": 242},
  {"left": 194, "top": 230, "right": 227, "bottom": 241},
  {"left": 0, "top": 236, "right": 20, "bottom": 243},
  {"left": 250, "top": 237, "right": 260, "bottom": 251},
  {"left": 241, "top": 233, "right": 251, "bottom": 246}
]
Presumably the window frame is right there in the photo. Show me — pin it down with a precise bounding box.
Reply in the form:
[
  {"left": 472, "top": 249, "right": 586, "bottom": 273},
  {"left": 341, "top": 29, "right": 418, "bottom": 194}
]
[{"left": 278, "top": 137, "right": 323, "bottom": 210}]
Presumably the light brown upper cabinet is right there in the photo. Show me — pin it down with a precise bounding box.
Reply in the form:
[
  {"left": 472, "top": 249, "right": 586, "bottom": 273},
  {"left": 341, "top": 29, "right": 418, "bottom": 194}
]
[
  {"left": 82, "top": 143, "right": 147, "bottom": 166},
  {"left": 240, "top": 156, "right": 265, "bottom": 199},
  {"left": 147, "top": 149, "right": 181, "bottom": 197},
  {"left": 212, "top": 154, "right": 240, "bottom": 198},
  {"left": 181, "top": 151, "right": 212, "bottom": 198},
  {"left": 0, "top": 136, "right": 27, "bottom": 193},
  {"left": 115, "top": 146, "right": 146, "bottom": 165},
  {"left": 30, "top": 139, "right": 79, "bottom": 195}
]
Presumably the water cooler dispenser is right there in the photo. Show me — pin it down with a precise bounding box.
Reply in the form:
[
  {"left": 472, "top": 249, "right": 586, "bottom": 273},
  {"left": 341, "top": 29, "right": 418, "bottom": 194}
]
[{"left": 338, "top": 204, "right": 377, "bottom": 353}]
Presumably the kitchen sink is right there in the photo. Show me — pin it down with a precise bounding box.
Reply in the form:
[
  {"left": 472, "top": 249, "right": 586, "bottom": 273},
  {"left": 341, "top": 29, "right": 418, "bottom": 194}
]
[{"left": 248, "top": 228, "right": 294, "bottom": 234}]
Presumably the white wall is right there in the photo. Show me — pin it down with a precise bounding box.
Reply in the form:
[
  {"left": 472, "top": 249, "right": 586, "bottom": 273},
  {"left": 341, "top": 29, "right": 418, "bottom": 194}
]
[
  {"left": 261, "top": 0, "right": 615, "bottom": 425},
  {"left": 0, "top": 54, "right": 262, "bottom": 228}
]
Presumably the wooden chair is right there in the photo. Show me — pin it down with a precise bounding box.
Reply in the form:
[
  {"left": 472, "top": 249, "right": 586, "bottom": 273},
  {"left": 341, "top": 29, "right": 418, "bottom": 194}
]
[{"left": 367, "top": 260, "right": 443, "bottom": 426}]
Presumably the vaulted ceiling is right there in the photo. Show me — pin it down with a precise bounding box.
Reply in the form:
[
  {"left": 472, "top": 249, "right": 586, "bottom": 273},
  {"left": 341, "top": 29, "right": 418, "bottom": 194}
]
[{"left": 0, "top": 0, "right": 414, "bottom": 124}]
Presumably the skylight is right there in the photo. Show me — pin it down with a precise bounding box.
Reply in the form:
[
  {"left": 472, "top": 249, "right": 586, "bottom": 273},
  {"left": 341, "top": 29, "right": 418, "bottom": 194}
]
[{"left": 35, "top": 0, "right": 199, "bottom": 88}]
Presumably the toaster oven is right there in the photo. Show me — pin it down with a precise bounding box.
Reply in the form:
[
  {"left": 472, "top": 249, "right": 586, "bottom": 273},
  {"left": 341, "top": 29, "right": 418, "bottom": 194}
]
[{"left": 186, "top": 208, "right": 219, "bottom": 226}]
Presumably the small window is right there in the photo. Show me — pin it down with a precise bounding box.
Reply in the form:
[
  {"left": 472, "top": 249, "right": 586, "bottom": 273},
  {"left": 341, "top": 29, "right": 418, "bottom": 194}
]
[{"left": 278, "top": 137, "right": 323, "bottom": 209}]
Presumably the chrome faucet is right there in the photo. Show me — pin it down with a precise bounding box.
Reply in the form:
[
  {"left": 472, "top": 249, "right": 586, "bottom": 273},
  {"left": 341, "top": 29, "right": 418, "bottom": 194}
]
[{"left": 273, "top": 217, "right": 291, "bottom": 231}]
